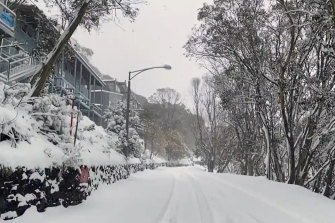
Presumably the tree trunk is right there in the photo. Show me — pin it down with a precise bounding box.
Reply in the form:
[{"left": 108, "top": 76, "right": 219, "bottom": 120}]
[
  {"left": 323, "top": 159, "right": 335, "bottom": 197},
  {"left": 287, "top": 143, "right": 296, "bottom": 184},
  {"left": 248, "top": 157, "right": 254, "bottom": 176},
  {"left": 279, "top": 82, "right": 296, "bottom": 184},
  {"left": 208, "top": 159, "right": 214, "bottom": 172},
  {"left": 262, "top": 124, "right": 271, "bottom": 179},
  {"left": 29, "top": 0, "right": 90, "bottom": 97},
  {"left": 272, "top": 148, "right": 284, "bottom": 182},
  {"left": 331, "top": 0, "right": 335, "bottom": 17},
  {"left": 150, "top": 139, "right": 154, "bottom": 159}
]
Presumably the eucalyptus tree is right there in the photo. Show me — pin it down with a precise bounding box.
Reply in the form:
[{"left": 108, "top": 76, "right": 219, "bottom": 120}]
[
  {"left": 23, "top": 0, "right": 141, "bottom": 96},
  {"left": 191, "top": 76, "right": 236, "bottom": 173},
  {"left": 186, "top": 0, "right": 276, "bottom": 177},
  {"left": 186, "top": 0, "right": 335, "bottom": 197}
]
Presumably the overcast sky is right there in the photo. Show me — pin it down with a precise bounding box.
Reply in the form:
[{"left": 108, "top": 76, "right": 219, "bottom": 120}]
[
  {"left": 70, "top": 0, "right": 210, "bottom": 108},
  {"left": 38, "top": 0, "right": 210, "bottom": 107}
]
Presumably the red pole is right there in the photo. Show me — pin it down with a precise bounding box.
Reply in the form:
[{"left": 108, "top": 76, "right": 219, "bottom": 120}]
[{"left": 70, "top": 97, "right": 75, "bottom": 136}]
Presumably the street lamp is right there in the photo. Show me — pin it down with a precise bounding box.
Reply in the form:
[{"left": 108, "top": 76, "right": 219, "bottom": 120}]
[{"left": 125, "top": 65, "right": 172, "bottom": 157}]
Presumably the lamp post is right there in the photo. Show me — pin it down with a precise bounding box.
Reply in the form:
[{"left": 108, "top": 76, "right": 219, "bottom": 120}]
[{"left": 125, "top": 65, "right": 172, "bottom": 158}]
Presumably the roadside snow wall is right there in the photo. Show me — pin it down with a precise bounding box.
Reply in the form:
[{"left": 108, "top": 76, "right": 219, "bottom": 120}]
[
  {"left": 0, "top": 163, "right": 165, "bottom": 220},
  {"left": 0, "top": 83, "right": 166, "bottom": 220}
]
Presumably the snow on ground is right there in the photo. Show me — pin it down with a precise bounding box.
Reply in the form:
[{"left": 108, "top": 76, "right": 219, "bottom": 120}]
[
  {"left": 0, "top": 81, "right": 131, "bottom": 168},
  {"left": 75, "top": 116, "right": 126, "bottom": 166},
  {"left": 152, "top": 156, "right": 166, "bottom": 164},
  {"left": 0, "top": 113, "right": 126, "bottom": 168},
  {"left": 128, "top": 157, "right": 141, "bottom": 164},
  {"left": 177, "top": 158, "right": 193, "bottom": 165},
  {"left": 7, "top": 166, "right": 335, "bottom": 223},
  {"left": 0, "top": 104, "right": 66, "bottom": 169}
]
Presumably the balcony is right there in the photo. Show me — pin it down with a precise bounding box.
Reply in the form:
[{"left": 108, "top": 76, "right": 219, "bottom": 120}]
[{"left": 0, "top": 2, "right": 15, "bottom": 37}]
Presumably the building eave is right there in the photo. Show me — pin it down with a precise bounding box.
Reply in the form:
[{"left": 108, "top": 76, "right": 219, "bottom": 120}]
[{"left": 70, "top": 47, "right": 106, "bottom": 87}]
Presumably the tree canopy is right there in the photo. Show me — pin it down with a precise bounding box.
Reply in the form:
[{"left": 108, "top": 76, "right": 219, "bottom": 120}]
[{"left": 186, "top": 0, "right": 335, "bottom": 196}]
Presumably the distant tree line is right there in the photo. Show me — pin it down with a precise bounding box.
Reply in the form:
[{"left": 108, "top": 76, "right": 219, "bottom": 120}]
[{"left": 140, "top": 88, "right": 197, "bottom": 161}]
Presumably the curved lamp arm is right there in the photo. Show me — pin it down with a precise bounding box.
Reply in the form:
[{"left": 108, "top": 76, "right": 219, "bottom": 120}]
[{"left": 129, "top": 65, "right": 172, "bottom": 80}]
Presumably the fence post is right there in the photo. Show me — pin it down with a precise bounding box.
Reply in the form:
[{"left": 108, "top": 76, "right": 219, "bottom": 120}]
[
  {"left": 7, "top": 61, "right": 10, "bottom": 82},
  {"left": 74, "top": 112, "right": 80, "bottom": 146}
]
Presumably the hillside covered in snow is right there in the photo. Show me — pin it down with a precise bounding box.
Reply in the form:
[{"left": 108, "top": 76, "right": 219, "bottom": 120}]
[{"left": 0, "top": 83, "right": 138, "bottom": 168}]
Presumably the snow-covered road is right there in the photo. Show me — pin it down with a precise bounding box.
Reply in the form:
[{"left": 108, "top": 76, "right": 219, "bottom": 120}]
[{"left": 9, "top": 166, "right": 335, "bottom": 223}]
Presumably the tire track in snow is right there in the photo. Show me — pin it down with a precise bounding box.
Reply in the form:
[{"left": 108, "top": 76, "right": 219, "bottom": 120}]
[
  {"left": 156, "top": 173, "right": 177, "bottom": 223},
  {"left": 186, "top": 173, "right": 215, "bottom": 223}
]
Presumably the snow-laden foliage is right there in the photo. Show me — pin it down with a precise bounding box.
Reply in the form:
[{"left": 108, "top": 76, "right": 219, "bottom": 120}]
[
  {"left": 0, "top": 83, "right": 31, "bottom": 147},
  {"left": 186, "top": 0, "right": 335, "bottom": 198},
  {"left": 39, "top": 0, "right": 140, "bottom": 31},
  {"left": 0, "top": 82, "right": 125, "bottom": 168},
  {"left": 104, "top": 101, "right": 144, "bottom": 158},
  {"left": 0, "top": 162, "right": 166, "bottom": 220}
]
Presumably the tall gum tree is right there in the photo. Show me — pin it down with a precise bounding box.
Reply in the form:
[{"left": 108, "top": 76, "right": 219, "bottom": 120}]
[
  {"left": 27, "top": 0, "right": 140, "bottom": 96},
  {"left": 185, "top": 0, "right": 335, "bottom": 197}
]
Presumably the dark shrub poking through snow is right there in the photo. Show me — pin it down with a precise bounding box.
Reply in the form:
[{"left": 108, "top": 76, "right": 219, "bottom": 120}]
[
  {"left": 0, "top": 163, "right": 166, "bottom": 220},
  {"left": 0, "top": 81, "right": 167, "bottom": 220}
]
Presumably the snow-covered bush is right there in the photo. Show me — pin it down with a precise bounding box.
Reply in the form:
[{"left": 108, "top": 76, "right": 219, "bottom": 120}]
[
  {"left": 0, "top": 83, "right": 31, "bottom": 147},
  {"left": 75, "top": 116, "right": 126, "bottom": 166},
  {"left": 0, "top": 82, "right": 124, "bottom": 168},
  {"left": 104, "top": 101, "right": 144, "bottom": 158},
  {"left": 0, "top": 83, "right": 75, "bottom": 167}
]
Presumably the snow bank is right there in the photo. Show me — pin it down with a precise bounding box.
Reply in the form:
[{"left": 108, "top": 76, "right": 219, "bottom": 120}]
[
  {"left": 141, "top": 155, "right": 167, "bottom": 165},
  {"left": 141, "top": 150, "right": 167, "bottom": 165},
  {"left": 128, "top": 157, "right": 141, "bottom": 164},
  {"left": 152, "top": 156, "right": 166, "bottom": 164},
  {"left": 76, "top": 116, "right": 126, "bottom": 166},
  {"left": 0, "top": 112, "right": 126, "bottom": 168},
  {"left": 0, "top": 83, "right": 126, "bottom": 168},
  {"left": 0, "top": 137, "right": 65, "bottom": 169},
  {"left": 178, "top": 158, "right": 193, "bottom": 166},
  {"left": 0, "top": 97, "right": 66, "bottom": 168}
]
